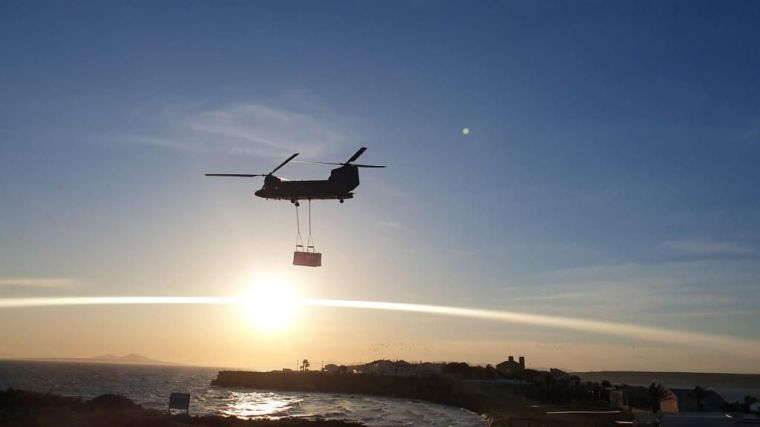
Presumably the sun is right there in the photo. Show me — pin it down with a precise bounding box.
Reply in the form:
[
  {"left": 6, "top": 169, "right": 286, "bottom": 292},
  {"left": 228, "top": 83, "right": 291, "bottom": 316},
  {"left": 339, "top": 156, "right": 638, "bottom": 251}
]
[{"left": 242, "top": 278, "right": 302, "bottom": 332}]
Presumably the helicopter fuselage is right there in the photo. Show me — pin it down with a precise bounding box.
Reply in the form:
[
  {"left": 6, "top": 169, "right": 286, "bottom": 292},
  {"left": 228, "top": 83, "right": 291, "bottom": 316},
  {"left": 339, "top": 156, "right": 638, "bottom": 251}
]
[{"left": 254, "top": 165, "right": 360, "bottom": 201}]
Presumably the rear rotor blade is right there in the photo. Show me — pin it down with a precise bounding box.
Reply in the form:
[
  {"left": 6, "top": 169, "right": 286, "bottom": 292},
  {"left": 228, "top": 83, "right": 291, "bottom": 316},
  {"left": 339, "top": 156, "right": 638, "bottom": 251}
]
[
  {"left": 205, "top": 173, "right": 266, "bottom": 177},
  {"left": 296, "top": 148, "right": 384, "bottom": 168},
  {"left": 346, "top": 147, "right": 367, "bottom": 163},
  {"left": 270, "top": 153, "right": 299, "bottom": 175},
  {"left": 304, "top": 161, "right": 345, "bottom": 166}
]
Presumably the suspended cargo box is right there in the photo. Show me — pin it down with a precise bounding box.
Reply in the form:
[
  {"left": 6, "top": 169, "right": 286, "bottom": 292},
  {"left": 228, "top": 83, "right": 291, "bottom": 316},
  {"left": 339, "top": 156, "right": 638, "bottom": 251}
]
[{"left": 293, "top": 249, "right": 322, "bottom": 267}]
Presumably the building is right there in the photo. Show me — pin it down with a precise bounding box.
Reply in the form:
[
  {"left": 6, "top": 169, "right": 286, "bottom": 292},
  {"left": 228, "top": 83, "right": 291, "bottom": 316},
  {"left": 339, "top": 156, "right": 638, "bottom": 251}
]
[
  {"left": 323, "top": 364, "right": 340, "bottom": 374},
  {"left": 664, "top": 388, "right": 728, "bottom": 413},
  {"left": 366, "top": 360, "right": 404, "bottom": 375},
  {"left": 355, "top": 360, "right": 442, "bottom": 376},
  {"left": 416, "top": 362, "right": 443, "bottom": 376},
  {"left": 547, "top": 368, "right": 570, "bottom": 382},
  {"left": 609, "top": 385, "right": 650, "bottom": 411},
  {"left": 496, "top": 355, "right": 525, "bottom": 375},
  {"left": 610, "top": 389, "right": 627, "bottom": 409},
  {"left": 611, "top": 386, "right": 732, "bottom": 418}
]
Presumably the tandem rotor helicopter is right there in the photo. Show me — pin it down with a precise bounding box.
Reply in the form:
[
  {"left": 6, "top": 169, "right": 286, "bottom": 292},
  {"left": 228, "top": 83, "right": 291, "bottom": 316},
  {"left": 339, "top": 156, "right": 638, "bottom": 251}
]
[{"left": 205, "top": 147, "right": 385, "bottom": 267}]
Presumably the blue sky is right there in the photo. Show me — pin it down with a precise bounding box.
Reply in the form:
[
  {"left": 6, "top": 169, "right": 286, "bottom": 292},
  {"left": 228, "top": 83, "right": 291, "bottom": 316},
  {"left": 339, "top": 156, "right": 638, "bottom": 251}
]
[{"left": 1, "top": 1, "right": 759, "bottom": 371}]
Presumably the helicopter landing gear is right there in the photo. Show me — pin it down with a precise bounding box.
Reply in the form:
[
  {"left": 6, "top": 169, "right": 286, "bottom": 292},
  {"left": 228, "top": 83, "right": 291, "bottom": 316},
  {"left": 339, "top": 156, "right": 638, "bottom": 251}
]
[
  {"left": 291, "top": 199, "right": 300, "bottom": 207},
  {"left": 339, "top": 199, "right": 344, "bottom": 203}
]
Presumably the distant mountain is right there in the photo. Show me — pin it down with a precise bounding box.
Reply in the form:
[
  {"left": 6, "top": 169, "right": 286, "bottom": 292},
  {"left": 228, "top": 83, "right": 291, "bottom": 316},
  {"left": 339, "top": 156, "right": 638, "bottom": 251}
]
[{"left": 27, "top": 353, "right": 173, "bottom": 366}]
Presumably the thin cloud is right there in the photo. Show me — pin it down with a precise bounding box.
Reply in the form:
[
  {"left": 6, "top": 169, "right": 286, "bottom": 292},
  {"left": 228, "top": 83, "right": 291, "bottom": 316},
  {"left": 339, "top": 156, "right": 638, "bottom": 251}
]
[
  {"left": 659, "top": 239, "right": 756, "bottom": 256},
  {"left": 500, "top": 259, "right": 760, "bottom": 319},
  {"left": 126, "top": 102, "right": 356, "bottom": 159},
  {"left": 374, "top": 220, "right": 403, "bottom": 229},
  {"left": 0, "top": 277, "right": 77, "bottom": 289},
  {"left": 649, "top": 309, "right": 758, "bottom": 320},
  {"left": 736, "top": 123, "right": 760, "bottom": 142},
  {"left": 507, "top": 291, "right": 592, "bottom": 303}
]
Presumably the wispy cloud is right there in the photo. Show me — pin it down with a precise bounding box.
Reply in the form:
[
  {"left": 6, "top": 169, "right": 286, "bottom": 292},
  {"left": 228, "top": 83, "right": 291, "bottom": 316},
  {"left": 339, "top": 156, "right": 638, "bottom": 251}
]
[
  {"left": 125, "top": 102, "right": 357, "bottom": 159},
  {"left": 499, "top": 259, "right": 760, "bottom": 322},
  {"left": 507, "top": 291, "right": 592, "bottom": 303},
  {"left": 0, "top": 277, "right": 77, "bottom": 289},
  {"left": 651, "top": 309, "right": 758, "bottom": 320},
  {"left": 374, "top": 220, "right": 403, "bottom": 229},
  {"left": 736, "top": 121, "right": 760, "bottom": 143},
  {"left": 659, "top": 239, "right": 756, "bottom": 256}
]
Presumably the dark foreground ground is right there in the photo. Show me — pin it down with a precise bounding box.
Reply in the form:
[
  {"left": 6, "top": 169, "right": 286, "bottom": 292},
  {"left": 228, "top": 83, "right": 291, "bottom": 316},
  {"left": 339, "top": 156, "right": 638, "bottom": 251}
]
[
  {"left": 0, "top": 389, "right": 362, "bottom": 427},
  {"left": 0, "top": 386, "right": 633, "bottom": 427},
  {"left": 458, "top": 381, "right": 631, "bottom": 427}
]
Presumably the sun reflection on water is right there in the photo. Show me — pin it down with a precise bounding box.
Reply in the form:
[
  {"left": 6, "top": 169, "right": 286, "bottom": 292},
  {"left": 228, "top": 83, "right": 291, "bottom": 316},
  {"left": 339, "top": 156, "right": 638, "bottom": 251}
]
[{"left": 222, "top": 391, "right": 301, "bottom": 419}]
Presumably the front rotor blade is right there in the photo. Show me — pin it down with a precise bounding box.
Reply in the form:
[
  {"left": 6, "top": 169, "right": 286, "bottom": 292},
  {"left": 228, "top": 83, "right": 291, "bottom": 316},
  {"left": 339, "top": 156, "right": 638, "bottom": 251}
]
[
  {"left": 346, "top": 147, "right": 367, "bottom": 163},
  {"left": 205, "top": 174, "right": 265, "bottom": 177},
  {"left": 270, "top": 153, "right": 299, "bottom": 175},
  {"left": 353, "top": 164, "right": 386, "bottom": 168}
]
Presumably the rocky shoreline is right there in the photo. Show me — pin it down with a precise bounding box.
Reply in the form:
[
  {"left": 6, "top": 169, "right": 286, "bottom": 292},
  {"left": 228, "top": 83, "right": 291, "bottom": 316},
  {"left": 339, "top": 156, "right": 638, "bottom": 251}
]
[
  {"left": 0, "top": 388, "right": 363, "bottom": 427},
  {"left": 211, "top": 370, "right": 632, "bottom": 427}
]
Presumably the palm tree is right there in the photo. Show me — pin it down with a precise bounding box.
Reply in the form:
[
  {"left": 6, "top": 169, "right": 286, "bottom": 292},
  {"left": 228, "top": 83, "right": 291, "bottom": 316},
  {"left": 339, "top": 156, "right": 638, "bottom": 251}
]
[
  {"left": 301, "top": 359, "right": 310, "bottom": 371},
  {"left": 647, "top": 382, "right": 668, "bottom": 413}
]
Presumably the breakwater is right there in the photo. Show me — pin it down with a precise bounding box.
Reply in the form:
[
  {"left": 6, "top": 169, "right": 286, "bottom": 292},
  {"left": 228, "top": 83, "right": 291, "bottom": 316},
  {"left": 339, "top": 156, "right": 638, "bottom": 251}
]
[{"left": 212, "top": 371, "right": 483, "bottom": 410}]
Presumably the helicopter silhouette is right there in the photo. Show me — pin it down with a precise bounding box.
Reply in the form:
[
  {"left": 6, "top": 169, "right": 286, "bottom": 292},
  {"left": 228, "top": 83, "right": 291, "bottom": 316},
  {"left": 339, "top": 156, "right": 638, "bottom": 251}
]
[{"left": 205, "top": 147, "right": 385, "bottom": 206}]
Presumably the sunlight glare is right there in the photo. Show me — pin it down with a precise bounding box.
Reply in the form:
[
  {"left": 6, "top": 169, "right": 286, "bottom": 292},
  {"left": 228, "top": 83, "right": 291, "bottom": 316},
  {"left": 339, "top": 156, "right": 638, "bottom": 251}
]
[{"left": 242, "top": 278, "right": 301, "bottom": 332}]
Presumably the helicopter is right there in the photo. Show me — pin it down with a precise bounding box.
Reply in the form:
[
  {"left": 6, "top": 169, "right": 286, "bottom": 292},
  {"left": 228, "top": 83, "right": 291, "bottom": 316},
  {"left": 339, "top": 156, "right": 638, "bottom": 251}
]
[
  {"left": 205, "top": 147, "right": 385, "bottom": 206},
  {"left": 206, "top": 147, "right": 385, "bottom": 267}
]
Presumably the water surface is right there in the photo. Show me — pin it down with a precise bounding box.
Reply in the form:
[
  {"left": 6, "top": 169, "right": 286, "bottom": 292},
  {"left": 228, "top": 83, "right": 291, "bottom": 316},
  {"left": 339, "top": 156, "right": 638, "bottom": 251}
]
[{"left": 0, "top": 361, "right": 487, "bottom": 426}]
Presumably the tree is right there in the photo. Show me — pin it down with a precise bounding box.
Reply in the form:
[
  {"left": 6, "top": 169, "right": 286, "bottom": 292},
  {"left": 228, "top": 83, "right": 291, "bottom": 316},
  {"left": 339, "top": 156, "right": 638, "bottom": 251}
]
[
  {"left": 694, "top": 386, "right": 706, "bottom": 411},
  {"left": 648, "top": 383, "right": 668, "bottom": 413},
  {"left": 485, "top": 364, "right": 498, "bottom": 379},
  {"left": 301, "top": 359, "right": 310, "bottom": 372},
  {"left": 744, "top": 395, "right": 758, "bottom": 412}
]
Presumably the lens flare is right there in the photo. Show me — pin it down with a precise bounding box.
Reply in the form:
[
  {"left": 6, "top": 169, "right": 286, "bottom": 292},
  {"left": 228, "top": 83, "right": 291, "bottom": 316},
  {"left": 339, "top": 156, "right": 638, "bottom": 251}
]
[{"left": 2, "top": 296, "right": 759, "bottom": 357}]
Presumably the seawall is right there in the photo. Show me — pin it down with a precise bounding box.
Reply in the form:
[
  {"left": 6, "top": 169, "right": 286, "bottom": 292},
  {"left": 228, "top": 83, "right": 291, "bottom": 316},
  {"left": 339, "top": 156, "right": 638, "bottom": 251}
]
[{"left": 212, "top": 371, "right": 479, "bottom": 408}]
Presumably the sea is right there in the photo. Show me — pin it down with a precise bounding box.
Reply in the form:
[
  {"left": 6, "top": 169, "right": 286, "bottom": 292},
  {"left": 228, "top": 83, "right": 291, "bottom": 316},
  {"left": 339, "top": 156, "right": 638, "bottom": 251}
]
[{"left": 0, "top": 360, "right": 487, "bottom": 427}]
